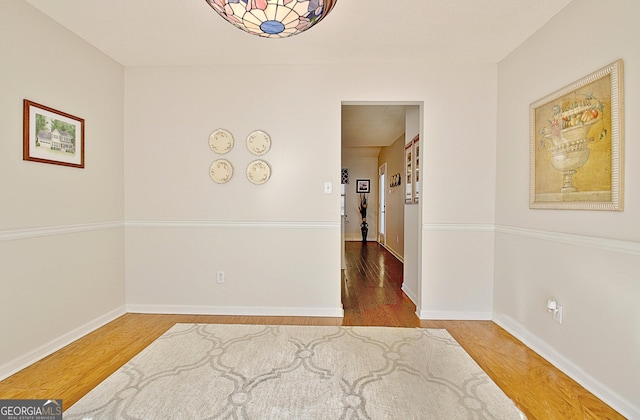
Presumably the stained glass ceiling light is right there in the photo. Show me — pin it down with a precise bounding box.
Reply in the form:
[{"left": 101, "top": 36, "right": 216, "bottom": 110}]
[{"left": 205, "top": 0, "right": 338, "bottom": 38}]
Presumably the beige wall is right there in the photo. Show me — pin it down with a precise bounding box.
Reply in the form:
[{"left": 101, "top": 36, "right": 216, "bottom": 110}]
[
  {"left": 0, "top": 1, "right": 125, "bottom": 378},
  {"left": 123, "top": 62, "right": 497, "bottom": 321},
  {"left": 419, "top": 66, "right": 498, "bottom": 321},
  {"left": 378, "top": 134, "right": 406, "bottom": 258},
  {"left": 495, "top": 0, "right": 640, "bottom": 416}
]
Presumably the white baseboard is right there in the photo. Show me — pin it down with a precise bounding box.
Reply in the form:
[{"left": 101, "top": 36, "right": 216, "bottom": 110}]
[
  {"left": 401, "top": 284, "right": 418, "bottom": 306},
  {"left": 381, "top": 243, "right": 404, "bottom": 262},
  {"left": 493, "top": 313, "right": 639, "bottom": 420},
  {"left": 418, "top": 310, "right": 492, "bottom": 321},
  {"left": 0, "top": 305, "right": 127, "bottom": 381},
  {"left": 126, "top": 304, "right": 344, "bottom": 318}
]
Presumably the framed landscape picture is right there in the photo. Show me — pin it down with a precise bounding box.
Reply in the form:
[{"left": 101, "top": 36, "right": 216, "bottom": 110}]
[
  {"left": 23, "top": 100, "right": 85, "bottom": 168},
  {"left": 529, "top": 60, "right": 624, "bottom": 210}
]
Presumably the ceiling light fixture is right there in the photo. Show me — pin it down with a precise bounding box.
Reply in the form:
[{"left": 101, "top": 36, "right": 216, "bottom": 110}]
[{"left": 205, "top": 0, "right": 337, "bottom": 38}]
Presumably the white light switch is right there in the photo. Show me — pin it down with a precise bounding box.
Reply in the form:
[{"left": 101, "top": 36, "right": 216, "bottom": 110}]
[{"left": 324, "top": 182, "right": 332, "bottom": 194}]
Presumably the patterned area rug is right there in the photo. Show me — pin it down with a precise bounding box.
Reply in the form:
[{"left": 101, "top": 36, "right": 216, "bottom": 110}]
[{"left": 65, "top": 324, "right": 525, "bottom": 419}]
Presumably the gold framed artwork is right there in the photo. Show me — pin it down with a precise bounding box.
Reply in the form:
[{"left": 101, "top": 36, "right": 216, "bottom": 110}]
[{"left": 529, "top": 59, "right": 624, "bottom": 210}]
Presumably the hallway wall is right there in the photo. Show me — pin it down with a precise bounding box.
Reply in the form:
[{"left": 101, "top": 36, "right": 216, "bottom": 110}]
[{"left": 378, "top": 134, "right": 407, "bottom": 259}]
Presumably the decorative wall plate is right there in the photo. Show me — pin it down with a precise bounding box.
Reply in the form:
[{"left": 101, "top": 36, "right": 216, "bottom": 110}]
[
  {"left": 209, "top": 129, "right": 234, "bottom": 154},
  {"left": 246, "top": 130, "right": 271, "bottom": 156},
  {"left": 246, "top": 159, "right": 271, "bottom": 185},
  {"left": 209, "top": 159, "right": 233, "bottom": 184}
]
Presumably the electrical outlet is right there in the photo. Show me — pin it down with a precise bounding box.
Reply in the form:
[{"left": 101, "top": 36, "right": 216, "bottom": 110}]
[
  {"left": 552, "top": 304, "right": 563, "bottom": 324},
  {"left": 216, "top": 271, "right": 225, "bottom": 284}
]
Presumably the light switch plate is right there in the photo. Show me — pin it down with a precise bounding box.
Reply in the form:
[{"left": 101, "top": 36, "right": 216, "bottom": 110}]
[{"left": 324, "top": 182, "right": 332, "bottom": 194}]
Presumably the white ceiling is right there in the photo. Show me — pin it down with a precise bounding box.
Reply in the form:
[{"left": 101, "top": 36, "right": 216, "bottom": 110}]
[
  {"left": 23, "top": 0, "right": 572, "bottom": 67},
  {"left": 23, "top": 0, "right": 573, "bottom": 147}
]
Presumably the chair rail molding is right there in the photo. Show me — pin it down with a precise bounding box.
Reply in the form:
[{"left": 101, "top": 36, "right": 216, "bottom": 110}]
[
  {"left": 0, "top": 221, "right": 124, "bottom": 241},
  {"left": 421, "top": 223, "right": 639, "bottom": 255},
  {"left": 125, "top": 219, "right": 340, "bottom": 230},
  {"left": 495, "top": 224, "right": 640, "bottom": 256}
]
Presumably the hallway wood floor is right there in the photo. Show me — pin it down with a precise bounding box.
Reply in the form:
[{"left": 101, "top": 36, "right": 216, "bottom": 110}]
[{"left": 0, "top": 241, "right": 624, "bottom": 418}]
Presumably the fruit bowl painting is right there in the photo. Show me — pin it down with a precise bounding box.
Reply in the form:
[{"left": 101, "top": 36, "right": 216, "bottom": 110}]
[
  {"left": 529, "top": 59, "right": 624, "bottom": 211},
  {"left": 544, "top": 104, "right": 602, "bottom": 193}
]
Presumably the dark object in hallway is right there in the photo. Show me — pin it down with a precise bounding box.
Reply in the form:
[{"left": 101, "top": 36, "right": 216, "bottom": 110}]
[
  {"left": 358, "top": 193, "right": 368, "bottom": 242},
  {"left": 360, "top": 220, "right": 368, "bottom": 242}
]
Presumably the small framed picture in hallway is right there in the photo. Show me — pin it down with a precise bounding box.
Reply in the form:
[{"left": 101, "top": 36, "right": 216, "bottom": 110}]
[
  {"left": 356, "top": 179, "right": 370, "bottom": 193},
  {"left": 405, "top": 141, "right": 413, "bottom": 203}
]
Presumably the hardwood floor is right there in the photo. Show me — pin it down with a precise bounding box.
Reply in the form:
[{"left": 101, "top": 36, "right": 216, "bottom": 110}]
[
  {"left": 342, "top": 241, "right": 419, "bottom": 328},
  {"left": 0, "top": 241, "right": 624, "bottom": 419}
]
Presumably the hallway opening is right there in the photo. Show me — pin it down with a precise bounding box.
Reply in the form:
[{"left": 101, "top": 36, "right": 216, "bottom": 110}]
[{"left": 341, "top": 101, "right": 423, "bottom": 316}]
